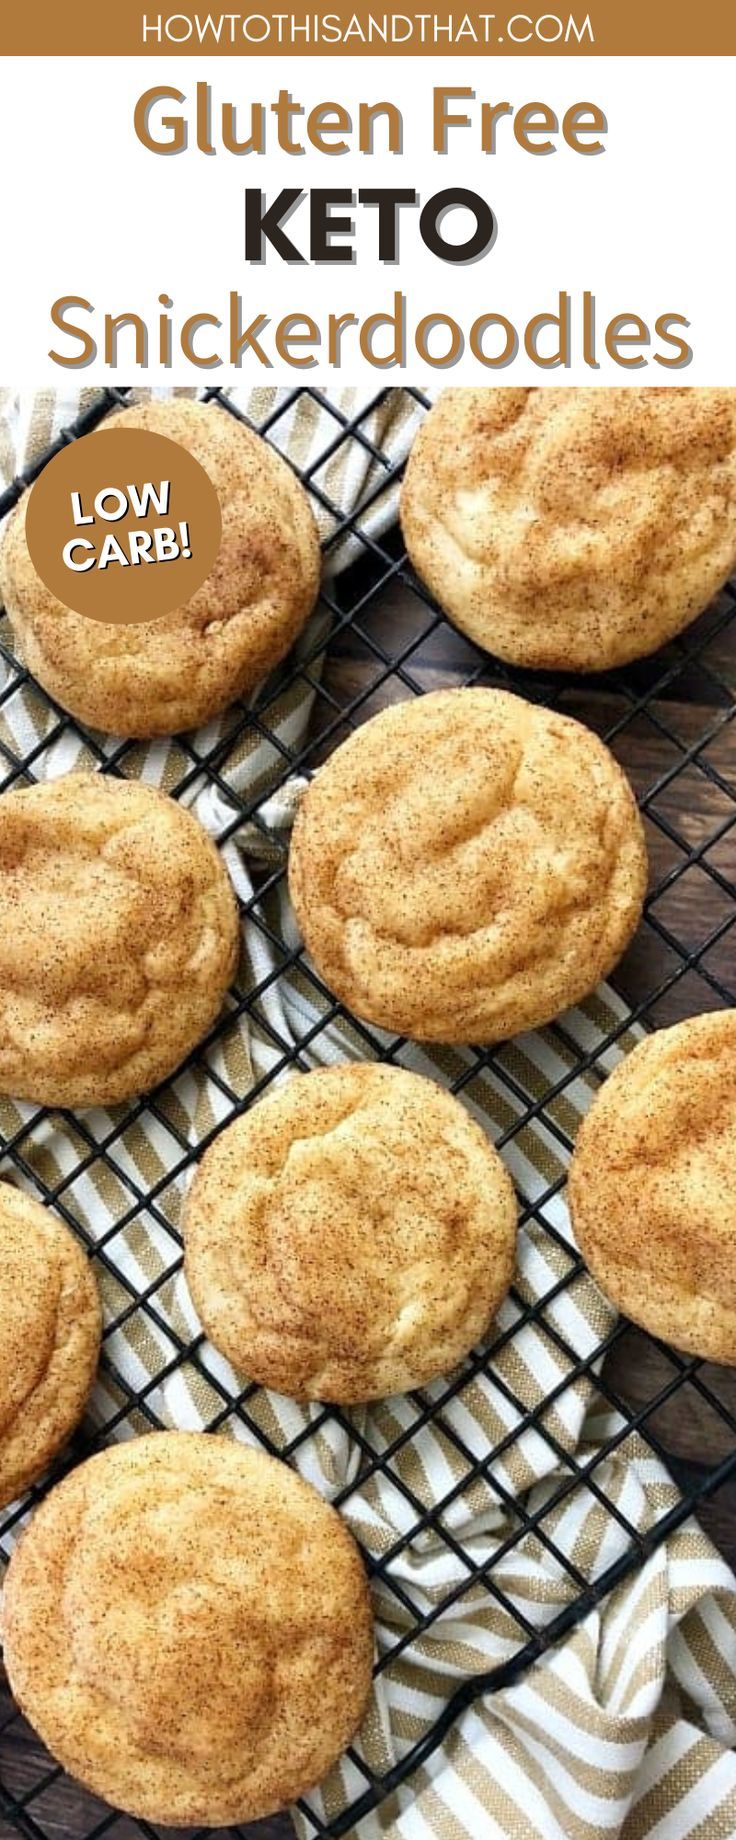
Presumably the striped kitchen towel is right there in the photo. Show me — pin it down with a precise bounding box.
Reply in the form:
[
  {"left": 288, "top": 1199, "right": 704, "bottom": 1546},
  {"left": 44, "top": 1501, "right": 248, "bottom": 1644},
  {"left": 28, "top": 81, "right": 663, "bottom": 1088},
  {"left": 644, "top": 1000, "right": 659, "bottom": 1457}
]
[{"left": 0, "top": 385, "right": 735, "bottom": 1840}]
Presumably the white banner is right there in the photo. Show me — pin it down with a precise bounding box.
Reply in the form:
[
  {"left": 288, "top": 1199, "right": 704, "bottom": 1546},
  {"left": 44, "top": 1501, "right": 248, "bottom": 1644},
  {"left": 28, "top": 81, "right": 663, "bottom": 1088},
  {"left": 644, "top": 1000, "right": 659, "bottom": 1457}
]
[{"left": 0, "top": 55, "right": 731, "bottom": 383}]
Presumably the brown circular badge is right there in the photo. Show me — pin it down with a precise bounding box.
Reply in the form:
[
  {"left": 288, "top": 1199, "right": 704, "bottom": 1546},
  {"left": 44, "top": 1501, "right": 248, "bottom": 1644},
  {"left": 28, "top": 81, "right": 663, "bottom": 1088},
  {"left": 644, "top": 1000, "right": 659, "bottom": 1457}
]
[{"left": 25, "top": 427, "right": 222, "bottom": 626}]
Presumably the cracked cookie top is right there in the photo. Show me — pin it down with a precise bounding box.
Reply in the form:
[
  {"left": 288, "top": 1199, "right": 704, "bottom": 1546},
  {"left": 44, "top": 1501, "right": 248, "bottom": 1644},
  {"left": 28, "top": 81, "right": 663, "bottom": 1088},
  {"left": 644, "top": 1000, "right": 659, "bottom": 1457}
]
[
  {"left": 0, "top": 1181, "right": 101, "bottom": 1509},
  {"left": 1, "top": 1432, "right": 374, "bottom": 1826},
  {"left": 400, "top": 388, "right": 736, "bottom": 671},
  {"left": 288, "top": 687, "right": 647, "bottom": 1044},
  {"left": 569, "top": 1009, "right": 736, "bottom": 1364},
  {"left": 184, "top": 1062, "right": 517, "bottom": 1401},
  {"left": 0, "top": 771, "right": 239, "bottom": 1107},
  {"left": 0, "top": 400, "right": 321, "bottom": 737}
]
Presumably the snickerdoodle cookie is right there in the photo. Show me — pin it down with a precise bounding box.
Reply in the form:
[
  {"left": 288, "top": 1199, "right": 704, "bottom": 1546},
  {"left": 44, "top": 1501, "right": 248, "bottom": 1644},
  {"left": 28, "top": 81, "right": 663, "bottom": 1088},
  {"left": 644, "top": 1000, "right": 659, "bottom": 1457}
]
[
  {"left": 569, "top": 1010, "right": 736, "bottom": 1364},
  {"left": 0, "top": 1183, "right": 101, "bottom": 1508},
  {"left": 288, "top": 688, "right": 647, "bottom": 1044},
  {"left": 1, "top": 1432, "right": 373, "bottom": 1824},
  {"left": 400, "top": 388, "right": 736, "bottom": 671},
  {"left": 184, "top": 1063, "right": 517, "bottom": 1401},
  {"left": 0, "top": 399, "right": 321, "bottom": 736},
  {"left": 0, "top": 771, "right": 239, "bottom": 1107}
]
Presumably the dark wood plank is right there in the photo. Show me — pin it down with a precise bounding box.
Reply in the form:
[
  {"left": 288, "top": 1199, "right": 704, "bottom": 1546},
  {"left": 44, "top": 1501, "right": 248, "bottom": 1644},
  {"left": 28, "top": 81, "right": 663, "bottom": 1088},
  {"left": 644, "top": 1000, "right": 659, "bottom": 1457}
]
[{"left": 604, "top": 1330, "right": 736, "bottom": 1568}]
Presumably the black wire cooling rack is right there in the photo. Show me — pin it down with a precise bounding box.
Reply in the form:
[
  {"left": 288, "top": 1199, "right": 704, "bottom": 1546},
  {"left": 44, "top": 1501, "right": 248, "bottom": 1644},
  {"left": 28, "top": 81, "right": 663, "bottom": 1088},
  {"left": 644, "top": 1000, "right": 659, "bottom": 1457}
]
[{"left": 0, "top": 385, "right": 735, "bottom": 1840}]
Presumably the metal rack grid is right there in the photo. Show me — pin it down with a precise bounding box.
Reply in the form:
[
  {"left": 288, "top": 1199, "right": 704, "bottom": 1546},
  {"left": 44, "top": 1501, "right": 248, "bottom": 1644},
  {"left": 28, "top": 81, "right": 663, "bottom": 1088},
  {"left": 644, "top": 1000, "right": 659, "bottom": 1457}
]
[{"left": 0, "top": 384, "right": 734, "bottom": 1840}]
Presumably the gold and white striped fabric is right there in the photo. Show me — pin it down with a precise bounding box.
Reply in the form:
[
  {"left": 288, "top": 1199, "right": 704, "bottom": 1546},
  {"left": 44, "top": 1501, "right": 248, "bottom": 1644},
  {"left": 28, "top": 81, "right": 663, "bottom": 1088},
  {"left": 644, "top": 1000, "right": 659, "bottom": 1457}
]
[{"left": 1, "top": 387, "right": 736, "bottom": 1840}]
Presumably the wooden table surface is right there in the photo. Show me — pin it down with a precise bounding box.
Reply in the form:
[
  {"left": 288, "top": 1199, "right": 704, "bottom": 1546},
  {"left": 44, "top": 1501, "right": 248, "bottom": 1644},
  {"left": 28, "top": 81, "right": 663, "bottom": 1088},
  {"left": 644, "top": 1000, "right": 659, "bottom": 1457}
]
[{"left": 1, "top": 569, "right": 735, "bottom": 1840}]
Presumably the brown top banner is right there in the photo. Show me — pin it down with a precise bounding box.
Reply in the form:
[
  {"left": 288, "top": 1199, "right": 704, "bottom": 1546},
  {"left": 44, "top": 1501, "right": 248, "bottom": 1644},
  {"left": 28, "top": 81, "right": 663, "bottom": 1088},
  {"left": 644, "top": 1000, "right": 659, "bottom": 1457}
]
[{"left": 1, "top": 0, "right": 734, "bottom": 52}]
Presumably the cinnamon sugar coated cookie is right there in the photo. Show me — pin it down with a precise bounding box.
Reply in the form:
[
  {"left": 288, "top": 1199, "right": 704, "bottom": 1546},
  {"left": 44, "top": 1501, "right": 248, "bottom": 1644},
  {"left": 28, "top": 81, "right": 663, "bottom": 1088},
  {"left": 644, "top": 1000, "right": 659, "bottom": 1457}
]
[
  {"left": 184, "top": 1063, "right": 517, "bottom": 1401},
  {"left": 0, "top": 1183, "right": 100, "bottom": 1508},
  {"left": 1, "top": 1432, "right": 374, "bottom": 1825},
  {"left": 288, "top": 688, "right": 647, "bottom": 1044},
  {"left": 400, "top": 388, "right": 736, "bottom": 671},
  {"left": 0, "top": 772, "right": 239, "bottom": 1107},
  {"left": 0, "top": 399, "right": 321, "bottom": 736},
  {"left": 569, "top": 1011, "right": 736, "bottom": 1364}
]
